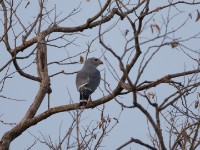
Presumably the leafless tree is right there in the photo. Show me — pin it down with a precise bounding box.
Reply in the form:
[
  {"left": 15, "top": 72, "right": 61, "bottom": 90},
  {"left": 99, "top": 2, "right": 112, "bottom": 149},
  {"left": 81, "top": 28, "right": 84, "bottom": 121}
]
[{"left": 1, "top": 0, "right": 200, "bottom": 150}]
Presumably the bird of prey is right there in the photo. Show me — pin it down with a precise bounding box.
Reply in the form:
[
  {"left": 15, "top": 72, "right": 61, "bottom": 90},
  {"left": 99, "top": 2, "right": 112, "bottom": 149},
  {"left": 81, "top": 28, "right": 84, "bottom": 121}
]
[{"left": 76, "top": 57, "right": 103, "bottom": 106}]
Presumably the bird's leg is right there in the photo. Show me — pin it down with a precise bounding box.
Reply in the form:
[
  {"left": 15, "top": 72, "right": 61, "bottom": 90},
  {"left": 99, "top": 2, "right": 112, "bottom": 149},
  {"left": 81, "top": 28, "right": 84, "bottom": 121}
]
[
  {"left": 47, "top": 79, "right": 52, "bottom": 109},
  {"left": 48, "top": 93, "right": 50, "bottom": 109}
]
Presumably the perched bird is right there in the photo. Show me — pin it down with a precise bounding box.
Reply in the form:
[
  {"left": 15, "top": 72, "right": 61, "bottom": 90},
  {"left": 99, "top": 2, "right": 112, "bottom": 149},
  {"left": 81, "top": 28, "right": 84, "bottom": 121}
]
[{"left": 76, "top": 57, "right": 103, "bottom": 106}]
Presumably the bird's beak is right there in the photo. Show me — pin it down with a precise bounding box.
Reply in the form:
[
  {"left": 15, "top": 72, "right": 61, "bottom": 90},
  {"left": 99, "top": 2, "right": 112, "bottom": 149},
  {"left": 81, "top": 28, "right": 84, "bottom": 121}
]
[{"left": 99, "top": 60, "right": 103, "bottom": 65}]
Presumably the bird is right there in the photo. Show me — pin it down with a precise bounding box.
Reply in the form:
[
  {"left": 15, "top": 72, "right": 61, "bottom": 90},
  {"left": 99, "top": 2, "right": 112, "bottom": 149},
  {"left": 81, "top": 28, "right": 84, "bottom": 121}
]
[{"left": 76, "top": 57, "right": 103, "bottom": 106}]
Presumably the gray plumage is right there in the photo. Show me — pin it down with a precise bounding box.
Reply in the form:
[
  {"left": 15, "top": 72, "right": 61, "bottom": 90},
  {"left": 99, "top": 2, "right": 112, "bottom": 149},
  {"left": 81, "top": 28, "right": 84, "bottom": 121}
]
[{"left": 76, "top": 57, "right": 103, "bottom": 106}]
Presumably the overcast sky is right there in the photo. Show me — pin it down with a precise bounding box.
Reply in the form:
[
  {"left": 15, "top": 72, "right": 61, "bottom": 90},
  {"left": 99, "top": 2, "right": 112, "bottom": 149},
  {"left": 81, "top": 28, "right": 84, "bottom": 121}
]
[{"left": 1, "top": 0, "right": 200, "bottom": 149}]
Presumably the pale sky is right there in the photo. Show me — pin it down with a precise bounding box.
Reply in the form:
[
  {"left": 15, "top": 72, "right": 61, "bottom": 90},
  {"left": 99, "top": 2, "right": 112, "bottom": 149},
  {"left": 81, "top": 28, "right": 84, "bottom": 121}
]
[{"left": 1, "top": 0, "right": 200, "bottom": 149}]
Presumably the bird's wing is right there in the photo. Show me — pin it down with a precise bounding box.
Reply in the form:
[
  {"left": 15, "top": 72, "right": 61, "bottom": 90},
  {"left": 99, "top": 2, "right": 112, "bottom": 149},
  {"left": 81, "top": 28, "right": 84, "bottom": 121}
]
[
  {"left": 76, "top": 70, "right": 90, "bottom": 91},
  {"left": 87, "top": 69, "right": 100, "bottom": 91},
  {"left": 76, "top": 68, "right": 100, "bottom": 92}
]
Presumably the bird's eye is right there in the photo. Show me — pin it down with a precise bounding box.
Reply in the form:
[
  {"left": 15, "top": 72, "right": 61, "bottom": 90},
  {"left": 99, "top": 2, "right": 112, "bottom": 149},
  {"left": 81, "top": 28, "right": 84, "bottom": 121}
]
[{"left": 94, "top": 59, "right": 98, "bottom": 61}]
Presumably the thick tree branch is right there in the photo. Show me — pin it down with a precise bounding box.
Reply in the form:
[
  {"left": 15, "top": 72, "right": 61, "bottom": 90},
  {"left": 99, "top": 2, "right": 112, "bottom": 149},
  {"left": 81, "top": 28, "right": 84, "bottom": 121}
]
[{"left": 0, "top": 34, "right": 50, "bottom": 150}]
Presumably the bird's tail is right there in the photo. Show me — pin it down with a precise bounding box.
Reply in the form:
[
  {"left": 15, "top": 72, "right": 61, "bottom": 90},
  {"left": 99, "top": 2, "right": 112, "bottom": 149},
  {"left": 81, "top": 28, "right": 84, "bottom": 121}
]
[
  {"left": 79, "top": 89, "right": 93, "bottom": 106},
  {"left": 79, "top": 99, "right": 88, "bottom": 106}
]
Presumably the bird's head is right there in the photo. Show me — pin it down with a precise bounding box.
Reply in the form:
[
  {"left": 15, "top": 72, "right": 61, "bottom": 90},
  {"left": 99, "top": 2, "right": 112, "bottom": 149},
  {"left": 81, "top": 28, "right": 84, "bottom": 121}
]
[{"left": 85, "top": 57, "right": 103, "bottom": 67}]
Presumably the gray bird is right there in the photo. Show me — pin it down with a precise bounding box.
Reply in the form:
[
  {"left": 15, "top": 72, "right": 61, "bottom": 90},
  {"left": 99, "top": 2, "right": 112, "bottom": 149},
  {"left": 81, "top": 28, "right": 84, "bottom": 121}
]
[{"left": 76, "top": 57, "right": 103, "bottom": 106}]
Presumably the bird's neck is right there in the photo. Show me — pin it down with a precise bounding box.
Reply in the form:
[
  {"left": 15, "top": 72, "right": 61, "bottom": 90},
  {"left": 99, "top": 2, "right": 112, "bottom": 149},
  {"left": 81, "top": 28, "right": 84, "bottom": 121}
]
[{"left": 83, "top": 63, "right": 97, "bottom": 69}]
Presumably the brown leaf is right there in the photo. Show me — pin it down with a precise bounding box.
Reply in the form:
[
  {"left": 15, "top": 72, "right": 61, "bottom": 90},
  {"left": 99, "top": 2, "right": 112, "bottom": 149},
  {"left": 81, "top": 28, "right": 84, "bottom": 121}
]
[
  {"left": 101, "top": 116, "right": 106, "bottom": 124},
  {"left": 147, "top": 92, "right": 151, "bottom": 99},
  {"left": 147, "top": 92, "right": 155, "bottom": 99},
  {"left": 182, "top": 129, "right": 190, "bottom": 142},
  {"left": 154, "top": 7, "right": 162, "bottom": 12},
  {"left": 80, "top": 56, "right": 84, "bottom": 64},
  {"left": 195, "top": 10, "right": 200, "bottom": 22},
  {"left": 124, "top": 29, "right": 129, "bottom": 36},
  {"left": 107, "top": 115, "right": 111, "bottom": 123},
  {"left": 93, "top": 134, "right": 97, "bottom": 139},
  {"left": 170, "top": 40, "right": 179, "bottom": 48},
  {"left": 151, "top": 22, "right": 160, "bottom": 34},
  {"left": 197, "top": 92, "right": 200, "bottom": 97},
  {"left": 195, "top": 100, "right": 199, "bottom": 108}
]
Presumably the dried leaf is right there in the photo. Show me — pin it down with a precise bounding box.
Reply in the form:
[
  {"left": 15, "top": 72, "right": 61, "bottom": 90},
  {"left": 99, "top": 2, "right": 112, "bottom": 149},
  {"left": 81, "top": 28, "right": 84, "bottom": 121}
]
[
  {"left": 195, "top": 100, "right": 199, "bottom": 108},
  {"left": 170, "top": 40, "right": 179, "bottom": 48},
  {"left": 101, "top": 116, "right": 106, "bottom": 124},
  {"left": 151, "top": 22, "right": 160, "bottom": 34},
  {"left": 188, "top": 13, "right": 192, "bottom": 19},
  {"left": 107, "top": 115, "right": 111, "bottom": 123},
  {"left": 147, "top": 92, "right": 155, "bottom": 99},
  {"left": 147, "top": 92, "right": 151, "bottom": 99},
  {"left": 80, "top": 56, "right": 84, "bottom": 64},
  {"left": 93, "top": 134, "right": 97, "bottom": 139},
  {"left": 196, "top": 10, "right": 200, "bottom": 22},
  {"left": 197, "top": 92, "right": 200, "bottom": 97},
  {"left": 154, "top": 7, "right": 162, "bottom": 12},
  {"left": 182, "top": 129, "right": 190, "bottom": 142},
  {"left": 124, "top": 29, "right": 129, "bottom": 36},
  {"left": 108, "top": 118, "right": 111, "bottom": 123}
]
